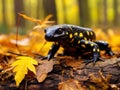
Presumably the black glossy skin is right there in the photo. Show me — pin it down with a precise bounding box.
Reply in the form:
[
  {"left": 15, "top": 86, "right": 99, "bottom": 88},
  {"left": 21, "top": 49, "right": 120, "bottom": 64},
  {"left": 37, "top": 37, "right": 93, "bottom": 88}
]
[{"left": 44, "top": 24, "right": 113, "bottom": 64}]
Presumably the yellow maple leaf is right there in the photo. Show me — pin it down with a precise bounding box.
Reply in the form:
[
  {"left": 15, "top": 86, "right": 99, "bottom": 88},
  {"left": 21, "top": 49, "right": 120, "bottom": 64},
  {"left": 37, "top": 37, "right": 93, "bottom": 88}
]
[{"left": 11, "top": 56, "right": 38, "bottom": 86}]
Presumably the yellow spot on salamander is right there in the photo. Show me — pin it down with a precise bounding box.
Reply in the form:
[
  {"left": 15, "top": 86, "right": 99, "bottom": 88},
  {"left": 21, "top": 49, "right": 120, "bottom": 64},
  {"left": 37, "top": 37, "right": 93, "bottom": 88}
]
[
  {"left": 93, "top": 48, "right": 96, "bottom": 52},
  {"left": 79, "top": 33, "right": 83, "bottom": 37},
  {"left": 74, "top": 32, "right": 78, "bottom": 36},
  {"left": 87, "top": 31, "right": 89, "bottom": 36},
  {"left": 97, "top": 49, "right": 100, "bottom": 52},
  {"left": 84, "top": 37, "right": 87, "bottom": 40},
  {"left": 85, "top": 41, "right": 88, "bottom": 44},
  {"left": 78, "top": 40, "right": 80, "bottom": 44},
  {"left": 90, "top": 32, "right": 93, "bottom": 35},
  {"left": 69, "top": 34, "right": 73, "bottom": 38},
  {"left": 81, "top": 44, "right": 86, "bottom": 48},
  {"left": 90, "top": 44, "right": 94, "bottom": 47},
  {"left": 66, "top": 32, "right": 69, "bottom": 35}
]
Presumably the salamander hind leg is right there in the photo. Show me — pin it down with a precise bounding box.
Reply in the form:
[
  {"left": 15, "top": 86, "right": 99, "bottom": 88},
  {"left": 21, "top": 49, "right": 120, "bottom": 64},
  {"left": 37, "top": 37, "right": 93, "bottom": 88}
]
[
  {"left": 80, "top": 40, "right": 103, "bottom": 64},
  {"left": 94, "top": 41, "right": 114, "bottom": 56}
]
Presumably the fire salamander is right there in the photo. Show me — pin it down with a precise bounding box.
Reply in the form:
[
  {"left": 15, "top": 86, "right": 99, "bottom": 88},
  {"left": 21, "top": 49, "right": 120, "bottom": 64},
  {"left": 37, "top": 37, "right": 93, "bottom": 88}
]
[{"left": 44, "top": 24, "right": 113, "bottom": 64}]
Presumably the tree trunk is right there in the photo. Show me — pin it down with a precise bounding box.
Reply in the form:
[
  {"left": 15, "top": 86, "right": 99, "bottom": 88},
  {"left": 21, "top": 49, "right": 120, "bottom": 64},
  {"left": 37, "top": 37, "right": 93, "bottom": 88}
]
[
  {"left": 61, "top": 0, "right": 68, "bottom": 24},
  {"left": 43, "top": 0, "right": 57, "bottom": 21},
  {"left": 30, "top": 57, "right": 120, "bottom": 90},
  {"left": 37, "top": 0, "right": 44, "bottom": 19},
  {"left": 78, "top": 0, "right": 90, "bottom": 27},
  {"left": 14, "top": 0, "right": 24, "bottom": 26},
  {"left": 2, "top": 0, "right": 6, "bottom": 25},
  {"left": 113, "top": 0, "right": 119, "bottom": 26},
  {"left": 103, "top": 0, "right": 107, "bottom": 29},
  {"left": 97, "top": 0, "right": 102, "bottom": 25}
]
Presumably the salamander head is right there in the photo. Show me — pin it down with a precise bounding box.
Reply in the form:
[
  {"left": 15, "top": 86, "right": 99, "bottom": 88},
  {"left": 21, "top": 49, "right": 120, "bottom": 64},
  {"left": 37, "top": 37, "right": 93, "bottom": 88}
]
[{"left": 44, "top": 25, "right": 69, "bottom": 42}]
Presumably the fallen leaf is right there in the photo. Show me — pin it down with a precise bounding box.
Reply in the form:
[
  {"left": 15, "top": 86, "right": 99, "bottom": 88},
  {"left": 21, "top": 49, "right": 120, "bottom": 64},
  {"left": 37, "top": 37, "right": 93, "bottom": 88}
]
[
  {"left": 89, "top": 71, "right": 111, "bottom": 90},
  {"left": 37, "top": 73, "right": 47, "bottom": 83},
  {"left": 36, "top": 60, "right": 54, "bottom": 82},
  {"left": 11, "top": 56, "right": 38, "bottom": 86},
  {"left": 58, "top": 79, "right": 86, "bottom": 90}
]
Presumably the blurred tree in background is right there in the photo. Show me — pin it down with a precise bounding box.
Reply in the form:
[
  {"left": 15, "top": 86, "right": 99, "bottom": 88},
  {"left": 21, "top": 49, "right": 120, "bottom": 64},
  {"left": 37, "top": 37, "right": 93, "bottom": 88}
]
[
  {"left": 78, "top": 0, "right": 90, "bottom": 27},
  {"left": 14, "top": 0, "right": 24, "bottom": 26},
  {"left": 43, "top": 0, "right": 57, "bottom": 21},
  {"left": 0, "top": 0, "right": 120, "bottom": 33}
]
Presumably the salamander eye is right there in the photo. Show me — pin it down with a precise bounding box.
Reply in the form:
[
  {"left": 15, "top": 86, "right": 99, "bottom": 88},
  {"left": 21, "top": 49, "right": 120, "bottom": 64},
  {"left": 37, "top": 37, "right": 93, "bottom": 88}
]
[{"left": 55, "top": 28, "right": 63, "bottom": 34}]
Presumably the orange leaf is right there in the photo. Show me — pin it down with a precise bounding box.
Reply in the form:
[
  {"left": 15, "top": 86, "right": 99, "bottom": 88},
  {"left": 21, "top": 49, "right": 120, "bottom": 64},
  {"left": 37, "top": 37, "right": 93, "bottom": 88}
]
[
  {"left": 18, "top": 13, "right": 55, "bottom": 26},
  {"left": 18, "top": 13, "right": 42, "bottom": 24}
]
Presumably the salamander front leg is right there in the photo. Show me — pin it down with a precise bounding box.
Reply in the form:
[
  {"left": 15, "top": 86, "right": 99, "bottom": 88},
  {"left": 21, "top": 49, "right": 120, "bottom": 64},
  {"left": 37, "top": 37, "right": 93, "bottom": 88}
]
[{"left": 42, "top": 43, "right": 60, "bottom": 60}]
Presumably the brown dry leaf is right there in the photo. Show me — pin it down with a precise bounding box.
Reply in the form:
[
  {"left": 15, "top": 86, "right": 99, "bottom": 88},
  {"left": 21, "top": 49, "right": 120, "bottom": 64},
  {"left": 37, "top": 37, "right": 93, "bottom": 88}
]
[
  {"left": 36, "top": 60, "right": 54, "bottom": 82},
  {"left": 36, "top": 73, "right": 47, "bottom": 83},
  {"left": 58, "top": 79, "right": 86, "bottom": 90},
  {"left": 89, "top": 71, "right": 111, "bottom": 90}
]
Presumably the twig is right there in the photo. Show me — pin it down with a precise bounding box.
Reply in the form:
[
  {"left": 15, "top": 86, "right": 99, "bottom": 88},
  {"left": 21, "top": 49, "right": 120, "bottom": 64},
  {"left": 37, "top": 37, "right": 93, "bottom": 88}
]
[{"left": 16, "top": 13, "right": 22, "bottom": 54}]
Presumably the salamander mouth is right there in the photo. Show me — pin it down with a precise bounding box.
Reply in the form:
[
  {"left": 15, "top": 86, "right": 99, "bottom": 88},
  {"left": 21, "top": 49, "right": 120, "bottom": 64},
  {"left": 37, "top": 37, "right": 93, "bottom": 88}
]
[
  {"left": 45, "top": 35, "right": 59, "bottom": 41},
  {"left": 45, "top": 35, "right": 55, "bottom": 41},
  {"left": 45, "top": 34, "right": 67, "bottom": 42}
]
